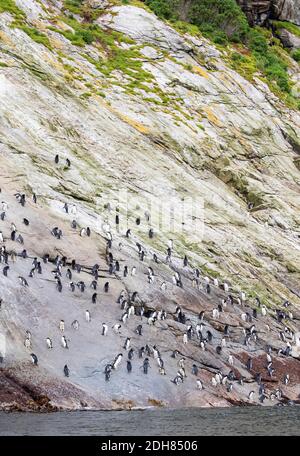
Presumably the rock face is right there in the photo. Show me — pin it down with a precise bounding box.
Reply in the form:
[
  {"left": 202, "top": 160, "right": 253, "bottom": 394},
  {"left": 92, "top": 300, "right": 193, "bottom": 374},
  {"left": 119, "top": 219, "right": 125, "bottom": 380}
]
[
  {"left": 237, "top": 0, "right": 300, "bottom": 25},
  {"left": 0, "top": 1, "right": 300, "bottom": 411},
  {"left": 278, "top": 27, "right": 300, "bottom": 49}
]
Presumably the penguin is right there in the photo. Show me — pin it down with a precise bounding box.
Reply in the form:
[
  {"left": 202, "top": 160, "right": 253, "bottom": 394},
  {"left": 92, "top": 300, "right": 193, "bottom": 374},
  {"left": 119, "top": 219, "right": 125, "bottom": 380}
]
[
  {"left": 196, "top": 379, "right": 203, "bottom": 390},
  {"left": 191, "top": 364, "right": 198, "bottom": 376},
  {"left": 66, "top": 158, "right": 71, "bottom": 168},
  {"left": 113, "top": 323, "right": 121, "bottom": 334},
  {"left": 24, "top": 337, "right": 31, "bottom": 349},
  {"left": 0, "top": 232, "right": 3, "bottom": 243},
  {"left": 260, "top": 305, "right": 267, "bottom": 316},
  {"left": 69, "top": 282, "right": 75, "bottom": 292},
  {"left": 127, "top": 360, "right": 132, "bottom": 373},
  {"left": 71, "top": 320, "right": 79, "bottom": 330},
  {"left": 121, "top": 312, "right": 128, "bottom": 324},
  {"left": 248, "top": 391, "right": 255, "bottom": 401},
  {"left": 104, "top": 282, "right": 109, "bottom": 293},
  {"left": 61, "top": 336, "right": 69, "bottom": 349},
  {"left": 80, "top": 228, "right": 86, "bottom": 237},
  {"left": 92, "top": 293, "right": 97, "bottom": 304},
  {"left": 143, "top": 358, "right": 150, "bottom": 374},
  {"left": 157, "top": 357, "right": 164, "bottom": 369},
  {"left": 216, "top": 346, "right": 222, "bottom": 355},
  {"left": 199, "top": 310, "right": 205, "bottom": 321},
  {"left": 128, "top": 348, "right": 134, "bottom": 360},
  {"left": 246, "top": 357, "right": 253, "bottom": 371},
  {"left": 123, "top": 337, "right": 131, "bottom": 350},
  {"left": 59, "top": 320, "right": 65, "bottom": 332},
  {"left": 183, "top": 255, "right": 188, "bottom": 267},
  {"left": 46, "top": 337, "right": 53, "bottom": 349},
  {"left": 227, "top": 383, "right": 233, "bottom": 393},
  {"left": 212, "top": 308, "right": 219, "bottom": 319},
  {"left": 149, "top": 228, "right": 154, "bottom": 239},
  {"left": 223, "top": 283, "right": 229, "bottom": 292},
  {"left": 171, "top": 350, "right": 179, "bottom": 359},
  {"left": 128, "top": 304, "right": 135, "bottom": 316},
  {"left": 211, "top": 377, "right": 218, "bottom": 387},
  {"left": 206, "top": 330, "right": 213, "bottom": 342},
  {"left": 64, "top": 364, "right": 69, "bottom": 377},
  {"left": 228, "top": 355, "right": 234, "bottom": 366},
  {"left": 3, "top": 265, "right": 9, "bottom": 277},
  {"left": 86, "top": 310, "right": 91, "bottom": 322},
  {"left": 54, "top": 154, "right": 59, "bottom": 164},
  {"left": 18, "top": 276, "right": 29, "bottom": 287},
  {"left": 23, "top": 218, "right": 29, "bottom": 226},
  {"left": 131, "top": 266, "right": 136, "bottom": 276},
  {"left": 112, "top": 353, "right": 123, "bottom": 370},
  {"left": 283, "top": 373, "right": 290, "bottom": 385},
  {"left": 90, "top": 279, "right": 97, "bottom": 290},
  {"left": 102, "top": 323, "right": 108, "bottom": 336},
  {"left": 30, "top": 353, "right": 38, "bottom": 366},
  {"left": 135, "top": 324, "right": 143, "bottom": 336}
]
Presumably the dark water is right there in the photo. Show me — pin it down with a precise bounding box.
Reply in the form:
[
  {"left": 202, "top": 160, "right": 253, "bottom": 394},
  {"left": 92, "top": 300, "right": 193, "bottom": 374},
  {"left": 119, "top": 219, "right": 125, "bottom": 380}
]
[{"left": 0, "top": 406, "right": 299, "bottom": 436}]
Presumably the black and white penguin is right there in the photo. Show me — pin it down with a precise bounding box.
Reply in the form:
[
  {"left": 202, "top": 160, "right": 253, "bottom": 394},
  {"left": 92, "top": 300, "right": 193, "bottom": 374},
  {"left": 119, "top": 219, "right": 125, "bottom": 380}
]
[
  {"left": 64, "top": 364, "right": 69, "bottom": 377},
  {"left": 61, "top": 336, "right": 69, "bottom": 349},
  {"left": 46, "top": 337, "right": 53, "bottom": 349},
  {"left": 135, "top": 324, "right": 143, "bottom": 336},
  {"left": 123, "top": 337, "right": 131, "bottom": 350},
  {"left": 113, "top": 323, "right": 121, "bottom": 334},
  {"left": 55, "top": 154, "right": 59, "bottom": 164},
  {"left": 19, "top": 276, "right": 29, "bottom": 287},
  {"left": 85, "top": 310, "right": 91, "bottom": 322},
  {"left": 246, "top": 357, "right": 253, "bottom": 371},
  {"left": 143, "top": 358, "right": 150, "bottom": 374},
  {"left": 30, "top": 353, "right": 38, "bottom": 366},
  {"left": 191, "top": 364, "right": 198, "bottom": 376},
  {"left": 112, "top": 353, "right": 123, "bottom": 370},
  {"left": 127, "top": 360, "right": 132, "bottom": 373},
  {"left": 102, "top": 323, "right": 108, "bottom": 336}
]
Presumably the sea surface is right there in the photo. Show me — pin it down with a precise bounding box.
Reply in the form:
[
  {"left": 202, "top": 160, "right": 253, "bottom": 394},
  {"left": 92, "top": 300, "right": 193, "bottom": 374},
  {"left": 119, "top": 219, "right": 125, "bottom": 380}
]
[{"left": 0, "top": 406, "right": 299, "bottom": 436}]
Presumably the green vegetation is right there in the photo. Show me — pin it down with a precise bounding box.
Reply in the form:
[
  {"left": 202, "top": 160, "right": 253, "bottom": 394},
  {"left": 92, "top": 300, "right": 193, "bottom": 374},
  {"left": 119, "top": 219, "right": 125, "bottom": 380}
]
[
  {"left": 273, "top": 20, "right": 300, "bottom": 38},
  {"left": 17, "top": 24, "right": 53, "bottom": 49},
  {"left": 188, "top": 0, "right": 249, "bottom": 44},
  {"left": 247, "top": 27, "right": 290, "bottom": 93},
  {"left": 144, "top": 0, "right": 299, "bottom": 109},
  {"left": 62, "top": 0, "right": 107, "bottom": 21},
  {"left": 0, "top": 0, "right": 25, "bottom": 19},
  {"left": 291, "top": 49, "right": 300, "bottom": 62}
]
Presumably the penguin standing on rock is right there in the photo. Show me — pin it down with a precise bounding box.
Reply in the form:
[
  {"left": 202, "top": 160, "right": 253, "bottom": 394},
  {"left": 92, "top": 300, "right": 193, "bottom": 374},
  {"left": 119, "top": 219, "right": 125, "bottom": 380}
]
[
  {"left": 102, "top": 323, "right": 108, "bottom": 336},
  {"left": 30, "top": 353, "right": 38, "bottom": 366},
  {"left": 64, "top": 365, "right": 69, "bottom": 377}
]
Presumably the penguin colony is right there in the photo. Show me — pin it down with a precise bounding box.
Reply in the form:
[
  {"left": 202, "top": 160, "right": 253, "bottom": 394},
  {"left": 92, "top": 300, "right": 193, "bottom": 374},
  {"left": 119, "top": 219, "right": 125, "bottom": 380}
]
[{"left": 0, "top": 181, "right": 299, "bottom": 408}]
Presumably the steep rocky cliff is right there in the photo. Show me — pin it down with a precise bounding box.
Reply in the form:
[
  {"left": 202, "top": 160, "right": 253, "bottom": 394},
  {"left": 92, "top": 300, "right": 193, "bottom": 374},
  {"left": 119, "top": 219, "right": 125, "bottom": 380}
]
[
  {"left": 0, "top": 0, "right": 300, "bottom": 411},
  {"left": 237, "top": 0, "right": 300, "bottom": 26}
]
